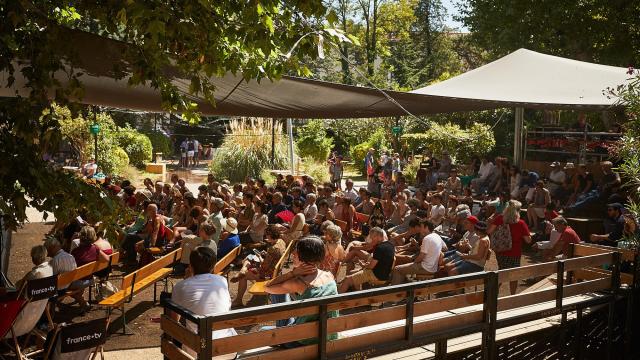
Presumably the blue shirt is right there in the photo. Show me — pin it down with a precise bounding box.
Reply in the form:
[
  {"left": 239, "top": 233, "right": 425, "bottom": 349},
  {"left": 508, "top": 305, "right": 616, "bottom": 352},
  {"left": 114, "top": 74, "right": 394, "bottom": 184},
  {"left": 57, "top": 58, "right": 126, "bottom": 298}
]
[{"left": 218, "top": 234, "right": 240, "bottom": 259}]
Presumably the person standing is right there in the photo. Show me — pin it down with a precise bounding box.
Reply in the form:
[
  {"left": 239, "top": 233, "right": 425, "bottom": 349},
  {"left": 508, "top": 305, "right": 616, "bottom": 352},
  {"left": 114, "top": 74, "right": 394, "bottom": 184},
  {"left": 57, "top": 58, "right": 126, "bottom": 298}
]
[
  {"left": 192, "top": 137, "right": 200, "bottom": 167},
  {"left": 186, "top": 137, "right": 195, "bottom": 168},
  {"left": 329, "top": 156, "right": 344, "bottom": 190},
  {"left": 488, "top": 200, "right": 532, "bottom": 295}
]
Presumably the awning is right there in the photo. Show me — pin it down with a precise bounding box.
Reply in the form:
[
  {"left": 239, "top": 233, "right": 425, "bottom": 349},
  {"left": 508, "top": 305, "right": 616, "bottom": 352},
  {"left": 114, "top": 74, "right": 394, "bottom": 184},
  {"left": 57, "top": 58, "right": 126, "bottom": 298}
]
[
  {"left": 0, "top": 27, "right": 630, "bottom": 118},
  {"left": 411, "top": 49, "right": 630, "bottom": 110}
]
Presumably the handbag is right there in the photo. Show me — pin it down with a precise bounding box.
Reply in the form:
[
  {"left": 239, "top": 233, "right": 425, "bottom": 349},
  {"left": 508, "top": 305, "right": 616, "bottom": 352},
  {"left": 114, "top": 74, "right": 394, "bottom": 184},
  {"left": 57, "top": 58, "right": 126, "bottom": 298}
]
[
  {"left": 94, "top": 280, "right": 119, "bottom": 302},
  {"left": 490, "top": 223, "right": 512, "bottom": 252}
]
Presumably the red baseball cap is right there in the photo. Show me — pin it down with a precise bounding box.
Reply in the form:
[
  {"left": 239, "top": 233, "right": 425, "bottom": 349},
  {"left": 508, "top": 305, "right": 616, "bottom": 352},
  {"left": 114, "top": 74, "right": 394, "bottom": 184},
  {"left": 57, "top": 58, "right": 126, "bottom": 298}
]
[{"left": 466, "top": 215, "right": 479, "bottom": 225}]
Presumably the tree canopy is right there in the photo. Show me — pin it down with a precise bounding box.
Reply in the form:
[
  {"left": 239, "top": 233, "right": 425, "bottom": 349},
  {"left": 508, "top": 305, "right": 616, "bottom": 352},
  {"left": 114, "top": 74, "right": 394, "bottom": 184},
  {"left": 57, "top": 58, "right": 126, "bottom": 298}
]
[
  {"left": 0, "top": 1, "right": 340, "bottom": 228},
  {"left": 457, "top": 0, "right": 640, "bottom": 66}
]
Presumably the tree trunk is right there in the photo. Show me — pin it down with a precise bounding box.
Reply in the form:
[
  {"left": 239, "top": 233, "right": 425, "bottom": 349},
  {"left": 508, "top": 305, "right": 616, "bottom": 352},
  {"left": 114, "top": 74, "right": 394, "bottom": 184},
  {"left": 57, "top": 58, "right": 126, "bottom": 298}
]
[
  {"left": 369, "top": 0, "right": 378, "bottom": 77},
  {"left": 339, "top": 0, "right": 352, "bottom": 84}
]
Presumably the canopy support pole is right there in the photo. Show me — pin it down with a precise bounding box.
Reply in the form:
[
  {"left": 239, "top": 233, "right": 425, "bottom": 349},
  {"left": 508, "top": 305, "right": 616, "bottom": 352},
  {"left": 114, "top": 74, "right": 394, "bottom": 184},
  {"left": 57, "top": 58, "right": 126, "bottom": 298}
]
[
  {"left": 287, "top": 118, "right": 295, "bottom": 175},
  {"left": 514, "top": 107, "right": 524, "bottom": 166}
]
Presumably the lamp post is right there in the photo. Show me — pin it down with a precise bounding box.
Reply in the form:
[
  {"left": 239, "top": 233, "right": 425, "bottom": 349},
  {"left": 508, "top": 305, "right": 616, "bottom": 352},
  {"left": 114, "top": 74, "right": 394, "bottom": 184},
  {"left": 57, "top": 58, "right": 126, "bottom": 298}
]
[{"left": 89, "top": 107, "right": 100, "bottom": 168}]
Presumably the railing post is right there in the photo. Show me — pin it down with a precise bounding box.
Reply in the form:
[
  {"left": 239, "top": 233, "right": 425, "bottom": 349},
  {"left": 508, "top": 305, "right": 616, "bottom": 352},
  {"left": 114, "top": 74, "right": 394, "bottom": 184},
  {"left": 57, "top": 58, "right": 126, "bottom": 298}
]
[
  {"left": 556, "top": 260, "right": 566, "bottom": 357},
  {"left": 482, "top": 272, "right": 498, "bottom": 360},
  {"left": 319, "top": 304, "right": 328, "bottom": 360},
  {"left": 567, "top": 243, "right": 576, "bottom": 284},
  {"left": 606, "top": 251, "right": 621, "bottom": 360},
  {"left": 198, "top": 316, "right": 212, "bottom": 360},
  {"left": 575, "top": 308, "right": 583, "bottom": 360},
  {"left": 404, "top": 288, "right": 415, "bottom": 343},
  {"left": 624, "top": 289, "right": 633, "bottom": 360}
]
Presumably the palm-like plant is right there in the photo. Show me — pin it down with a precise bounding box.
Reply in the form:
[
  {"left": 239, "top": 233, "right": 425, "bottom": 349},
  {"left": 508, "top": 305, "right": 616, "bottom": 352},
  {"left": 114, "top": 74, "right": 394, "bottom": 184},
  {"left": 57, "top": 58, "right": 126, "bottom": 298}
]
[{"left": 209, "top": 118, "right": 289, "bottom": 182}]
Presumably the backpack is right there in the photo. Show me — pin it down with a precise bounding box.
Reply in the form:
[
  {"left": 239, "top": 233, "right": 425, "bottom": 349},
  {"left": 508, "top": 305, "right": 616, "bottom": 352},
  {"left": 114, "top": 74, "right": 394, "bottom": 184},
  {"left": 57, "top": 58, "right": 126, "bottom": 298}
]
[
  {"left": 187, "top": 141, "right": 195, "bottom": 151},
  {"left": 490, "top": 223, "right": 512, "bottom": 252}
]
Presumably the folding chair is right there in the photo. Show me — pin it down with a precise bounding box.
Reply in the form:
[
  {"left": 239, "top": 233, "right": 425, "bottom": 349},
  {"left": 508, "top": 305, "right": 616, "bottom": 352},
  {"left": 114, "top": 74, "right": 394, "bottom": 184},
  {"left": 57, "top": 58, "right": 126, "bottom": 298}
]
[
  {"left": 1, "top": 275, "right": 58, "bottom": 359},
  {"left": 42, "top": 318, "right": 109, "bottom": 360}
]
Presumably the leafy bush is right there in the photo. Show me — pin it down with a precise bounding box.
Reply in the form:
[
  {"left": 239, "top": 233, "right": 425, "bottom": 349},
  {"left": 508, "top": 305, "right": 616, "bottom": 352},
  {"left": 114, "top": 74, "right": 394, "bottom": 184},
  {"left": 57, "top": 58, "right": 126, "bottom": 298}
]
[
  {"left": 350, "top": 128, "right": 390, "bottom": 173},
  {"left": 296, "top": 120, "right": 334, "bottom": 161},
  {"left": 116, "top": 126, "right": 153, "bottom": 168},
  {"left": 402, "top": 158, "right": 421, "bottom": 185},
  {"left": 144, "top": 131, "right": 173, "bottom": 157},
  {"left": 402, "top": 122, "right": 495, "bottom": 163},
  {"left": 299, "top": 157, "right": 330, "bottom": 184},
  {"left": 209, "top": 118, "right": 289, "bottom": 182}
]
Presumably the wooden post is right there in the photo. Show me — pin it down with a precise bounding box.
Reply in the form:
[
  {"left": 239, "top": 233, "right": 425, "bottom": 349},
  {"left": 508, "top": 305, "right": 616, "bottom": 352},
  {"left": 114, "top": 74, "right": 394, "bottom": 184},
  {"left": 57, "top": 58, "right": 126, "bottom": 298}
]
[
  {"left": 482, "top": 271, "right": 498, "bottom": 360},
  {"left": 319, "top": 304, "right": 328, "bottom": 359}
]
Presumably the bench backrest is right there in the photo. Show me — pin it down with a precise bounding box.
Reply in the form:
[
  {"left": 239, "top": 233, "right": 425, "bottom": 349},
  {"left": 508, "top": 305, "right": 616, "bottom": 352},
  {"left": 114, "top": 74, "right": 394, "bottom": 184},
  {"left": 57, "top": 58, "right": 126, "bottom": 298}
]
[
  {"left": 270, "top": 240, "right": 295, "bottom": 279},
  {"left": 213, "top": 245, "right": 241, "bottom": 275},
  {"left": 334, "top": 219, "right": 349, "bottom": 233},
  {"left": 122, "top": 248, "right": 181, "bottom": 291},
  {"left": 57, "top": 252, "right": 120, "bottom": 289}
]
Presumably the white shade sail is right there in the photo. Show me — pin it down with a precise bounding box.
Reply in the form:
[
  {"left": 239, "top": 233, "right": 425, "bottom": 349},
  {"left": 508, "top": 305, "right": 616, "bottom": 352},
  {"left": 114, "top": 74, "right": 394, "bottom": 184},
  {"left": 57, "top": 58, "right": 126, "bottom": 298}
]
[{"left": 411, "top": 49, "right": 630, "bottom": 110}]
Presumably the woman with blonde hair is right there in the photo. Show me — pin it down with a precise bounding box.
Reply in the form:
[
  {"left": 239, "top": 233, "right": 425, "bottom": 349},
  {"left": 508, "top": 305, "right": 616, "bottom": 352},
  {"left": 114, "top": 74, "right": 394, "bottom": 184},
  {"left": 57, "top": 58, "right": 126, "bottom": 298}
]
[
  {"left": 319, "top": 224, "right": 346, "bottom": 277},
  {"left": 487, "top": 200, "right": 532, "bottom": 295}
]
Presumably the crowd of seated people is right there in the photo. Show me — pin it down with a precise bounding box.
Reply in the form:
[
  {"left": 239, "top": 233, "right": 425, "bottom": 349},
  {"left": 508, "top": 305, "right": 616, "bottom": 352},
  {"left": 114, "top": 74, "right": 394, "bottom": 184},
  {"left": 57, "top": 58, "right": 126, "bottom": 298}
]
[{"left": 7, "top": 148, "right": 635, "bottom": 357}]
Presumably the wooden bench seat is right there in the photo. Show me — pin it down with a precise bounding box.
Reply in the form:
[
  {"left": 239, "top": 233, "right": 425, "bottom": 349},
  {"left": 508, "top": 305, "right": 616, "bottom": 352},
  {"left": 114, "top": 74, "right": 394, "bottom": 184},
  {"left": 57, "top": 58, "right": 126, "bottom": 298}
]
[
  {"left": 248, "top": 240, "right": 295, "bottom": 296},
  {"left": 100, "top": 248, "right": 181, "bottom": 333}
]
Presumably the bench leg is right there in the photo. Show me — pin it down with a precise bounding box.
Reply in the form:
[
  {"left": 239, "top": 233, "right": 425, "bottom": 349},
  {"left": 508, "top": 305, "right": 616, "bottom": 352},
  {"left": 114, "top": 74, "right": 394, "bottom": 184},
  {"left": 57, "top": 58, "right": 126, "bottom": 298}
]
[
  {"left": 153, "top": 282, "right": 157, "bottom": 304},
  {"left": 120, "top": 304, "right": 134, "bottom": 336}
]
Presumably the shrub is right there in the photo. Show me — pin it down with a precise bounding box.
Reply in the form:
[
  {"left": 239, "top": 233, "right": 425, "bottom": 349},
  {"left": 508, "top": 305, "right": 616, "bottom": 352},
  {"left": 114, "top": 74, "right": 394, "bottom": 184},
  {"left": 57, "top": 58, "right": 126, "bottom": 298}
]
[
  {"left": 402, "top": 122, "right": 495, "bottom": 163},
  {"left": 296, "top": 120, "right": 334, "bottom": 161},
  {"left": 350, "top": 128, "right": 390, "bottom": 173},
  {"left": 145, "top": 131, "right": 173, "bottom": 157},
  {"left": 402, "top": 158, "right": 421, "bottom": 185},
  {"left": 209, "top": 118, "right": 289, "bottom": 182},
  {"left": 299, "top": 157, "right": 330, "bottom": 184},
  {"left": 115, "top": 126, "right": 153, "bottom": 168}
]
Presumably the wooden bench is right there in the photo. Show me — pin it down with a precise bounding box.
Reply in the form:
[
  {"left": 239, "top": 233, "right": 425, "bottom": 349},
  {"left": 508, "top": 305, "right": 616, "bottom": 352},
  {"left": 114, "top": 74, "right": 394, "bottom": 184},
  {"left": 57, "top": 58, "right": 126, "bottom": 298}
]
[
  {"left": 248, "top": 240, "right": 296, "bottom": 296},
  {"left": 161, "top": 251, "right": 629, "bottom": 360},
  {"left": 213, "top": 245, "right": 242, "bottom": 276},
  {"left": 100, "top": 248, "right": 181, "bottom": 333},
  {"left": 56, "top": 252, "right": 120, "bottom": 303}
]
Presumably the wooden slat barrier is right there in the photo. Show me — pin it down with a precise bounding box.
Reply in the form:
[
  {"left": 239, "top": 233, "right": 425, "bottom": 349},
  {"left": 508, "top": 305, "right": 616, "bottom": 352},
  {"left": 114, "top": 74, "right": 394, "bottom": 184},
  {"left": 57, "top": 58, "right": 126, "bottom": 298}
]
[
  {"left": 497, "top": 261, "right": 557, "bottom": 283},
  {"left": 161, "top": 338, "right": 194, "bottom": 360},
  {"left": 564, "top": 253, "right": 613, "bottom": 272},
  {"left": 162, "top": 246, "right": 631, "bottom": 360},
  {"left": 160, "top": 316, "right": 200, "bottom": 351}
]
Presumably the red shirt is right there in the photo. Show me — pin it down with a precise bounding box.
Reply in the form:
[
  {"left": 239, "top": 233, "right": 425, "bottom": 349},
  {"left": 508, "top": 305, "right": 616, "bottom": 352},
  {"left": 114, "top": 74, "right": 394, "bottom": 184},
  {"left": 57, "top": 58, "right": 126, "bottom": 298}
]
[
  {"left": 544, "top": 210, "right": 559, "bottom": 221},
  {"left": 492, "top": 215, "right": 530, "bottom": 257},
  {"left": 560, "top": 226, "right": 581, "bottom": 256},
  {"left": 71, "top": 244, "right": 99, "bottom": 267}
]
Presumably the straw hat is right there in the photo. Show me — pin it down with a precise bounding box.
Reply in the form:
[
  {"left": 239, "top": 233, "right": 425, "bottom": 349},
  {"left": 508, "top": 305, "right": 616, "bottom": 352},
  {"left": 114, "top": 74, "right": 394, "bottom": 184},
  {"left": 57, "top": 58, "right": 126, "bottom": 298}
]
[{"left": 220, "top": 217, "right": 238, "bottom": 234}]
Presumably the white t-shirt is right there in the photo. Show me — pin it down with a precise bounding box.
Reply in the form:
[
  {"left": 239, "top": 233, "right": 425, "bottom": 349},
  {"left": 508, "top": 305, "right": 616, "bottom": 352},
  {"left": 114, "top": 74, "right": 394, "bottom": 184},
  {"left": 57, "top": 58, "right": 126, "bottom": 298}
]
[
  {"left": 344, "top": 188, "right": 359, "bottom": 203},
  {"left": 548, "top": 170, "right": 566, "bottom": 192},
  {"left": 171, "top": 273, "right": 237, "bottom": 357},
  {"left": 420, "top": 233, "right": 443, "bottom": 273},
  {"left": 430, "top": 204, "right": 446, "bottom": 225},
  {"left": 478, "top": 162, "right": 494, "bottom": 180}
]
